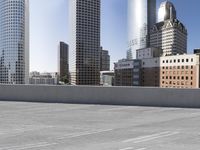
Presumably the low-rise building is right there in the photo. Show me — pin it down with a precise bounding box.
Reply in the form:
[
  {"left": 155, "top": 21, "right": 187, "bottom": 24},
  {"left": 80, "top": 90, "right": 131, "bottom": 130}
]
[
  {"left": 141, "top": 54, "right": 200, "bottom": 88},
  {"left": 29, "top": 72, "right": 59, "bottom": 85},
  {"left": 137, "top": 47, "right": 162, "bottom": 60},
  {"left": 141, "top": 57, "right": 160, "bottom": 87},
  {"left": 160, "top": 54, "right": 200, "bottom": 88},
  {"left": 100, "top": 71, "right": 114, "bottom": 86},
  {"left": 114, "top": 59, "right": 141, "bottom": 86}
]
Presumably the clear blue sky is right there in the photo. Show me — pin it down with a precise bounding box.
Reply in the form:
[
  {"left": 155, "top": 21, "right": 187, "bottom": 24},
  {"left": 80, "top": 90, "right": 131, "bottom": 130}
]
[{"left": 30, "top": 0, "right": 200, "bottom": 72}]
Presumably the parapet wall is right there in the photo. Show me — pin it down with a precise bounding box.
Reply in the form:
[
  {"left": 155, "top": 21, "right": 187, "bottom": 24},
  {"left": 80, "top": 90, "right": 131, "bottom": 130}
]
[{"left": 0, "top": 85, "right": 200, "bottom": 108}]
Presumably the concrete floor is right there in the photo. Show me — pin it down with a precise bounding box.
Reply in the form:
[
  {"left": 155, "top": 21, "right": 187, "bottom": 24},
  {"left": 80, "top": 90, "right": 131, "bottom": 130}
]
[{"left": 0, "top": 101, "right": 200, "bottom": 150}]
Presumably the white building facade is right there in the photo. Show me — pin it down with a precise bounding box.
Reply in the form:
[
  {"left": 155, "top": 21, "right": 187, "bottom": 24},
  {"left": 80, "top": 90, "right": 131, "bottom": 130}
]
[
  {"left": 136, "top": 47, "right": 162, "bottom": 60},
  {"left": 150, "top": 1, "right": 187, "bottom": 56},
  {"left": 150, "top": 19, "right": 187, "bottom": 56}
]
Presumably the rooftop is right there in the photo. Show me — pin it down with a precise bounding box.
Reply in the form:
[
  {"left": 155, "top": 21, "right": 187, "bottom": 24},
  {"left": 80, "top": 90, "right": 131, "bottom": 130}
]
[{"left": 0, "top": 101, "right": 199, "bottom": 149}]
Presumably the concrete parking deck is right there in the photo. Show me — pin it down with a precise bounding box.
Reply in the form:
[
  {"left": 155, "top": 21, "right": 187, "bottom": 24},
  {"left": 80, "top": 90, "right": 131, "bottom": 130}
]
[{"left": 0, "top": 101, "right": 200, "bottom": 150}]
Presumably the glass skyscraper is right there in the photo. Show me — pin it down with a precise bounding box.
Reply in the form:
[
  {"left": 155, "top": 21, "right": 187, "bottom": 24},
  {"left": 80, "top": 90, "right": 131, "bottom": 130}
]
[
  {"left": 0, "top": 0, "right": 29, "bottom": 84},
  {"left": 69, "top": 0, "right": 101, "bottom": 85},
  {"left": 128, "top": 0, "right": 156, "bottom": 59}
]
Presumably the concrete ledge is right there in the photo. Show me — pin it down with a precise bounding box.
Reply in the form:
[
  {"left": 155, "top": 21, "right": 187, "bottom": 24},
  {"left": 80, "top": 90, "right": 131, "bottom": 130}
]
[{"left": 0, "top": 84, "right": 200, "bottom": 108}]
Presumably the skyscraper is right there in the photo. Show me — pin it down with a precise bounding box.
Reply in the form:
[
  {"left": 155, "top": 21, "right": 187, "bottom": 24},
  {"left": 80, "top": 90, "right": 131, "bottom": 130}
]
[
  {"left": 100, "top": 47, "right": 110, "bottom": 71},
  {"left": 127, "top": 0, "right": 156, "bottom": 59},
  {"left": 150, "top": 1, "right": 187, "bottom": 56},
  {"left": 69, "top": 0, "right": 101, "bottom": 85},
  {"left": 58, "top": 42, "right": 69, "bottom": 84},
  {"left": 0, "top": 0, "right": 29, "bottom": 84}
]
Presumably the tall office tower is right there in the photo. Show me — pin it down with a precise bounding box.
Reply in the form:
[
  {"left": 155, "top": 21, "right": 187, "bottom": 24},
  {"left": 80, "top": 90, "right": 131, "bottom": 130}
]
[
  {"left": 58, "top": 42, "right": 69, "bottom": 84},
  {"left": 127, "top": 0, "right": 156, "bottom": 59},
  {"left": 100, "top": 47, "right": 110, "bottom": 71},
  {"left": 69, "top": 0, "right": 101, "bottom": 85},
  {"left": 0, "top": 0, "right": 29, "bottom": 84},
  {"left": 150, "top": 1, "right": 187, "bottom": 56}
]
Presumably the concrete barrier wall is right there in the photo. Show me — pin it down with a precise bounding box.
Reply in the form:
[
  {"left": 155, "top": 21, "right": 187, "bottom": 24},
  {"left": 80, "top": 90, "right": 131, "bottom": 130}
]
[{"left": 0, "top": 84, "right": 200, "bottom": 108}]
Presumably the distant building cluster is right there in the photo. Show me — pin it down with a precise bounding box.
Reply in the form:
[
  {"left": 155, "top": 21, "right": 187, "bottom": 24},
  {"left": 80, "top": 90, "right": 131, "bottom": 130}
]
[
  {"left": 29, "top": 72, "right": 59, "bottom": 85},
  {"left": 115, "top": 0, "right": 200, "bottom": 89}
]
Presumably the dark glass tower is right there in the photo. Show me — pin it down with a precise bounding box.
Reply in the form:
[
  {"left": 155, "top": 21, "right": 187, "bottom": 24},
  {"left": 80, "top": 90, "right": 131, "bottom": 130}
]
[
  {"left": 58, "top": 42, "right": 69, "bottom": 84},
  {"left": 128, "top": 0, "right": 156, "bottom": 59}
]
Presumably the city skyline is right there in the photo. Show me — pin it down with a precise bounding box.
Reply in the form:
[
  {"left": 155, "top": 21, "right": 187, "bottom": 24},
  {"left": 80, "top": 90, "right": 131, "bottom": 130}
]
[{"left": 30, "top": 0, "right": 200, "bottom": 72}]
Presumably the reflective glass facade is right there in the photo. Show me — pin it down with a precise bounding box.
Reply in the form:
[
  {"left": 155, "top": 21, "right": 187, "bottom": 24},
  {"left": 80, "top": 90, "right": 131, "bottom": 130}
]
[
  {"left": 158, "top": 1, "right": 176, "bottom": 22},
  {"left": 0, "top": 0, "right": 29, "bottom": 84},
  {"left": 128, "top": 0, "right": 156, "bottom": 59}
]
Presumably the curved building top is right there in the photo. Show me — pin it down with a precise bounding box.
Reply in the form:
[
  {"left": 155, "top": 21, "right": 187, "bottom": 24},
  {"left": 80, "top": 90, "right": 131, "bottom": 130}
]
[{"left": 158, "top": 1, "right": 177, "bottom": 22}]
